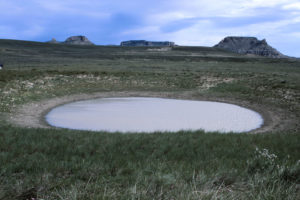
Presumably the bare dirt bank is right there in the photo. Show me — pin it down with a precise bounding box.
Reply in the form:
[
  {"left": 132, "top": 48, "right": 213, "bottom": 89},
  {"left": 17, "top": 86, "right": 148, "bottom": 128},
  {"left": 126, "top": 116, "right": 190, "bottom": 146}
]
[{"left": 8, "top": 91, "right": 291, "bottom": 133}]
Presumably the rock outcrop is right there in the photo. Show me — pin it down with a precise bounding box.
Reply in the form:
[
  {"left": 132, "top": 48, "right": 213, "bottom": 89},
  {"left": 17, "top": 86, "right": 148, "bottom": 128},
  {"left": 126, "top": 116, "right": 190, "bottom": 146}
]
[
  {"left": 121, "top": 40, "right": 175, "bottom": 47},
  {"left": 63, "top": 36, "right": 94, "bottom": 45},
  {"left": 47, "top": 38, "right": 60, "bottom": 44},
  {"left": 214, "top": 36, "right": 286, "bottom": 58}
]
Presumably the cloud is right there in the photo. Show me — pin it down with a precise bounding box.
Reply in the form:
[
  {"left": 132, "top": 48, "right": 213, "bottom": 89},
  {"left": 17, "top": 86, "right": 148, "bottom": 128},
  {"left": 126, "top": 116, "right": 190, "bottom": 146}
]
[
  {"left": 283, "top": 2, "right": 300, "bottom": 10},
  {"left": 33, "top": 0, "right": 111, "bottom": 18}
]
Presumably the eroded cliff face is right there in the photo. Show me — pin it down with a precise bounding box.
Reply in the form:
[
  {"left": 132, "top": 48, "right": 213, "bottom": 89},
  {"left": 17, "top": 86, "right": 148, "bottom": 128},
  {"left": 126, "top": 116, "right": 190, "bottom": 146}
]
[
  {"left": 214, "top": 37, "right": 286, "bottom": 58},
  {"left": 64, "top": 36, "right": 94, "bottom": 45}
]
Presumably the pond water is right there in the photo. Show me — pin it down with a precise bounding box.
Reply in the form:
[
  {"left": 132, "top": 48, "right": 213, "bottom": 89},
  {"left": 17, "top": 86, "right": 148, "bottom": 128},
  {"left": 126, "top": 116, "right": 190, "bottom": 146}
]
[{"left": 45, "top": 97, "right": 263, "bottom": 133}]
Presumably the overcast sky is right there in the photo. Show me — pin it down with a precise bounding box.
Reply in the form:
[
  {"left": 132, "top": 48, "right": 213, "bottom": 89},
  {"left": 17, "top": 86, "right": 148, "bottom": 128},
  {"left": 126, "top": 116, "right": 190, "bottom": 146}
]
[{"left": 1, "top": 0, "right": 300, "bottom": 57}]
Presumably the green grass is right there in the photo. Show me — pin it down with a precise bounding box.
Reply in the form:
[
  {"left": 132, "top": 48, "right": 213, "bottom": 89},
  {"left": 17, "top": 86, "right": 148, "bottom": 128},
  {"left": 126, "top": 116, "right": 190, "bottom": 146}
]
[
  {"left": 0, "top": 127, "right": 299, "bottom": 199},
  {"left": 0, "top": 39, "right": 299, "bottom": 199}
]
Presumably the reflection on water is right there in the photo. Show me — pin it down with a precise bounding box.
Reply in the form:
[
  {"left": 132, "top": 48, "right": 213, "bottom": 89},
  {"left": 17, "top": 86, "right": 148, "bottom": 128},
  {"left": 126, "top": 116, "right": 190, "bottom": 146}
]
[{"left": 45, "top": 97, "right": 263, "bottom": 133}]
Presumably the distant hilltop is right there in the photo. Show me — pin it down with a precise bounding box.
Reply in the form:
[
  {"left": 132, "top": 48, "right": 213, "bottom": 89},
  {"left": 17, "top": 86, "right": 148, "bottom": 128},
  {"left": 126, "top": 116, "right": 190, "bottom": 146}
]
[
  {"left": 47, "top": 38, "right": 59, "bottom": 44},
  {"left": 120, "top": 40, "right": 175, "bottom": 47},
  {"left": 214, "top": 36, "right": 287, "bottom": 58},
  {"left": 45, "top": 35, "right": 290, "bottom": 58},
  {"left": 64, "top": 36, "right": 94, "bottom": 45},
  {"left": 47, "top": 35, "right": 94, "bottom": 45}
]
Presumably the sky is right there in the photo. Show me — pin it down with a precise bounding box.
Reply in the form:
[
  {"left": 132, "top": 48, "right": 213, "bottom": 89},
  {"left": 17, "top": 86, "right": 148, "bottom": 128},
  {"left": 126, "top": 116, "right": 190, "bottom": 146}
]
[{"left": 0, "top": 0, "right": 300, "bottom": 57}]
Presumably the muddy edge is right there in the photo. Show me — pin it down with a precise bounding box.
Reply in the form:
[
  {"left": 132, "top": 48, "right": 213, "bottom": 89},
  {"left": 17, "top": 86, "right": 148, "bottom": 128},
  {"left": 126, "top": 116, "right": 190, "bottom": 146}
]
[{"left": 7, "top": 91, "right": 292, "bottom": 133}]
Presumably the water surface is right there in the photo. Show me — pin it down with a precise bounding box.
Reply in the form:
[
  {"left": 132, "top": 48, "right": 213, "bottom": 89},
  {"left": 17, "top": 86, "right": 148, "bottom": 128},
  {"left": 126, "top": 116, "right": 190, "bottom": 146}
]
[{"left": 46, "top": 97, "right": 263, "bottom": 133}]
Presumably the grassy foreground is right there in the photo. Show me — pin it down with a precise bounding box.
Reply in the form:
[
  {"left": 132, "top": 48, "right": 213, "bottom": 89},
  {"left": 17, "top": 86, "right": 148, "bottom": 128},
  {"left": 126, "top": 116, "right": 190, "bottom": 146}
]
[
  {"left": 0, "top": 40, "right": 299, "bottom": 199},
  {"left": 0, "top": 127, "right": 299, "bottom": 199}
]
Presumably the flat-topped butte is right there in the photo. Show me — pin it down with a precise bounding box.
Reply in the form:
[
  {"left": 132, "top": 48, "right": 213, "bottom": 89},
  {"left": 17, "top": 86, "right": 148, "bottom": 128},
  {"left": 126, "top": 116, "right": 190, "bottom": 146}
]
[
  {"left": 121, "top": 40, "right": 175, "bottom": 47},
  {"left": 214, "top": 36, "right": 287, "bottom": 58}
]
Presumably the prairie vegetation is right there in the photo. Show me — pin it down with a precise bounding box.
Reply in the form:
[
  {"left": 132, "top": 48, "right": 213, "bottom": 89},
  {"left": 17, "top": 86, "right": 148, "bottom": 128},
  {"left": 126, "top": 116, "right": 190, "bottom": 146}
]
[{"left": 0, "top": 39, "right": 299, "bottom": 199}]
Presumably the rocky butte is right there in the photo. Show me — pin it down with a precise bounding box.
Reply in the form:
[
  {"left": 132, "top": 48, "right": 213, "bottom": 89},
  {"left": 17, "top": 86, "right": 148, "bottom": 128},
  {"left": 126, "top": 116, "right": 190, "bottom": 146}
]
[
  {"left": 47, "top": 38, "right": 60, "bottom": 44},
  {"left": 120, "top": 40, "right": 175, "bottom": 47},
  {"left": 214, "top": 36, "right": 287, "bottom": 58},
  {"left": 63, "top": 36, "right": 94, "bottom": 45}
]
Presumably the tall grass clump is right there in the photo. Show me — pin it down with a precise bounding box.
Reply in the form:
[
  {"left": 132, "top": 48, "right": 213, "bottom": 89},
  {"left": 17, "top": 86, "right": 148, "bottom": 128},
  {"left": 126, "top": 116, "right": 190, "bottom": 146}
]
[{"left": 245, "top": 148, "right": 300, "bottom": 199}]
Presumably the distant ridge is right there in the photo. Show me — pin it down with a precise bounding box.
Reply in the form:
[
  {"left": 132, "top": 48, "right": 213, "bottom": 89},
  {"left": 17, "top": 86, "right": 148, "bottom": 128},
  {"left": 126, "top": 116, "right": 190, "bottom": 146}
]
[
  {"left": 121, "top": 40, "right": 175, "bottom": 47},
  {"left": 214, "top": 36, "right": 287, "bottom": 58}
]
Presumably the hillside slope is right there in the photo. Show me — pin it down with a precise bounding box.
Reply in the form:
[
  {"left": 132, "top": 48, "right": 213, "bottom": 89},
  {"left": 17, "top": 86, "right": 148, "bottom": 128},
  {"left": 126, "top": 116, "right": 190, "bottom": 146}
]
[{"left": 0, "top": 39, "right": 296, "bottom": 70}]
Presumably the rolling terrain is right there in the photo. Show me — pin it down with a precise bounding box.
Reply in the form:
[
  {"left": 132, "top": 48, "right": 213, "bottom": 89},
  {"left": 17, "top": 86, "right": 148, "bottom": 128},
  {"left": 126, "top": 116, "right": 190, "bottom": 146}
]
[{"left": 0, "top": 39, "right": 299, "bottom": 199}]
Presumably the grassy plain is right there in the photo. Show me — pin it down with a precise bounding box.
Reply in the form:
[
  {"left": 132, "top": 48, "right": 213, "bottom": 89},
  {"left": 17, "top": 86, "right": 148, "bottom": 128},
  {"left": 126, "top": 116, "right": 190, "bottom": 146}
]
[{"left": 0, "top": 39, "right": 299, "bottom": 199}]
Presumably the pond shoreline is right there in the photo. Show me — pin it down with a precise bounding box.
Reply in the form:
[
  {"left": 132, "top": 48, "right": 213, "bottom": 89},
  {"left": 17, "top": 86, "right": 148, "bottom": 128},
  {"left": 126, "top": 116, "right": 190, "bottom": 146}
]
[{"left": 8, "top": 91, "right": 285, "bottom": 133}]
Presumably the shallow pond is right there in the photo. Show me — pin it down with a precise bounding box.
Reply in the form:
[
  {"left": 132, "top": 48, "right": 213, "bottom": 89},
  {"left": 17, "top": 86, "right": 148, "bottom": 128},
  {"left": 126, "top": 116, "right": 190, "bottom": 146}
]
[{"left": 45, "top": 97, "right": 263, "bottom": 133}]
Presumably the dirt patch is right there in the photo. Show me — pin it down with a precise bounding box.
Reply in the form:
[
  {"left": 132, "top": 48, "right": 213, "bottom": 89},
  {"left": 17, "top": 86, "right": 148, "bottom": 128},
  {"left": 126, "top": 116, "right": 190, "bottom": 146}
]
[
  {"left": 199, "top": 77, "right": 234, "bottom": 90},
  {"left": 7, "top": 91, "right": 291, "bottom": 133}
]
